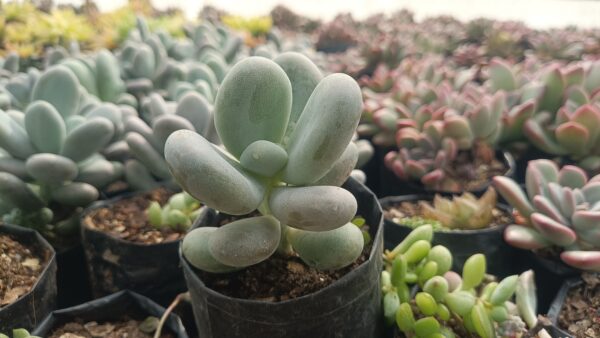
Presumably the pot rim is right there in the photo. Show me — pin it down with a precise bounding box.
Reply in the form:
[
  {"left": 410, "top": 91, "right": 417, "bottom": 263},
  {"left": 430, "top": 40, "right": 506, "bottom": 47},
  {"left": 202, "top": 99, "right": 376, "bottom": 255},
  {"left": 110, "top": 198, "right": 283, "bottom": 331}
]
[{"left": 379, "top": 193, "right": 513, "bottom": 235}]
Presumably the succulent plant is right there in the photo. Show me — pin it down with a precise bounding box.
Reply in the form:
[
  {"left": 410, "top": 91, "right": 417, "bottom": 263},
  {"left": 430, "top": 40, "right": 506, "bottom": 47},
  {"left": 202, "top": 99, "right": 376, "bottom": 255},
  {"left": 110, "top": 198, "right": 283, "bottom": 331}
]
[
  {"left": 167, "top": 53, "right": 365, "bottom": 272},
  {"left": 417, "top": 187, "right": 498, "bottom": 230},
  {"left": 315, "top": 14, "right": 358, "bottom": 53},
  {"left": 0, "top": 66, "right": 122, "bottom": 241},
  {"left": 147, "top": 191, "right": 203, "bottom": 229},
  {"left": 123, "top": 91, "right": 217, "bottom": 190},
  {"left": 494, "top": 160, "right": 600, "bottom": 271},
  {"left": 0, "top": 329, "right": 40, "bottom": 338},
  {"left": 382, "top": 225, "right": 539, "bottom": 337}
]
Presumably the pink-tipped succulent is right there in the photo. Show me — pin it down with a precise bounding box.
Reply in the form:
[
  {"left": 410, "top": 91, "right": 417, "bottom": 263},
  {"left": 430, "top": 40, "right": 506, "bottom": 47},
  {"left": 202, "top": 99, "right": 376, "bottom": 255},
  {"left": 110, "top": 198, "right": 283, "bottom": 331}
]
[
  {"left": 521, "top": 61, "right": 600, "bottom": 172},
  {"left": 383, "top": 91, "right": 504, "bottom": 192},
  {"left": 493, "top": 159, "right": 600, "bottom": 271}
]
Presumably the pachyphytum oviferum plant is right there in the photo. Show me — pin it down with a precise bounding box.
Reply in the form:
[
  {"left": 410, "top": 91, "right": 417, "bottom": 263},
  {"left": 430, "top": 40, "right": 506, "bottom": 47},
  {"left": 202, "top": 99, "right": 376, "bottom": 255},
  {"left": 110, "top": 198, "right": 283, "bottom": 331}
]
[
  {"left": 382, "top": 225, "right": 539, "bottom": 338},
  {"left": 494, "top": 159, "right": 600, "bottom": 271},
  {"left": 0, "top": 65, "right": 122, "bottom": 238},
  {"left": 166, "top": 52, "right": 366, "bottom": 272}
]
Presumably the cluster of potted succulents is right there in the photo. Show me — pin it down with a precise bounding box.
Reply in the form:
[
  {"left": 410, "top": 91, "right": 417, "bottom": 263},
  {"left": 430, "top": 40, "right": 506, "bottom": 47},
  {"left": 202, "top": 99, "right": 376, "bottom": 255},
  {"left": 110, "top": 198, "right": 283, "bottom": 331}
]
[{"left": 1, "top": 3, "right": 600, "bottom": 338}]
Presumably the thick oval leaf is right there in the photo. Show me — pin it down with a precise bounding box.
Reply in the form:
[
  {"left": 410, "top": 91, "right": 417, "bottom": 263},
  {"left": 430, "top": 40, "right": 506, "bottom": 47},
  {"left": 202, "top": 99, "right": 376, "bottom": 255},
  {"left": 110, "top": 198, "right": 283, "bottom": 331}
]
[
  {"left": 183, "top": 227, "right": 239, "bottom": 273},
  {"left": 96, "top": 50, "right": 125, "bottom": 102},
  {"left": 288, "top": 222, "right": 364, "bottom": 270},
  {"left": 131, "top": 45, "right": 156, "bottom": 79},
  {"left": 269, "top": 186, "right": 357, "bottom": 231},
  {"left": 530, "top": 212, "right": 576, "bottom": 246},
  {"left": 427, "top": 245, "right": 453, "bottom": 275},
  {"left": 504, "top": 224, "right": 551, "bottom": 249},
  {"left": 209, "top": 215, "right": 280, "bottom": 267},
  {"left": 25, "top": 101, "right": 66, "bottom": 154},
  {"left": 31, "top": 65, "right": 80, "bottom": 117},
  {"left": 26, "top": 153, "right": 78, "bottom": 185},
  {"left": 445, "top": 290, "right": 476, "bottom": 316},
  {"left": 61, "top": 117, "right": 114, "bottom": 162},
  {"left": 0, "top": 112, "right": 36, "bottom": 160},
  {"left": 51, "top": 182, "right": 99, "bottom": 206},
  {"left": 77, "top": 157, "right": 123, "bottom": 188},
  {"left": 273, "top": 52, "right": 323, "bottom": 131},
  {"left": 490, "top": 275, "right": 518, "bottom": 305},
  {"left": 0, "top": 172, "right": 44, "bottom": 211},
  {"left": 560, "top": 250, "right": 600, "bottom": 272},
  {"left": 86, "top": 103, "right": 124, "bottom": 141},
  {"left": 239, "top": 140, "right": 288, "bottom": 177},
  {"left": 313, "top": 142, "right": 358, "bottom": 186},
  {"left": 165, "top": 130, "right": 265, "bottom": 215},
  {"left": 175, "top": 92, "right": 212, "bottom": 136},
  {"left": 214, "top": 57, "right": 292, "bottom": 158},
  {"left": 152, "top": 114, "right": 195, "bottom": 152},
  {"left": 282, "top": 73, "right": 362, "bottom": 185},
  {"left": 124, "top": 159, "right": 159, "bottom": 191},
  {"left": 462, "top": 253, "right": 486, "bottom": 290},
  {"left": 125, "top": 132, "right": 170, "bottom": 179},
  {"left": 0, "top": 157, "right": 27, "bottom": 178}
]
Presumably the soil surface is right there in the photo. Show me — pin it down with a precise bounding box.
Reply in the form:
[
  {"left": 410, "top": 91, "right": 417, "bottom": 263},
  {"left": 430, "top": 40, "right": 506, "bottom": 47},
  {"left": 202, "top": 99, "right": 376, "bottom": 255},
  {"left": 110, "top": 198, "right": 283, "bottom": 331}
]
[
  {"left": 383, "top": 200, "right": 511, "bottom": 231},
  {"left": 443, "top": 148, "right": 507, "bottom": 192},
  {"left": 197, "top": 213, "right": 372, "bottom": 301},
  {"left": 558, "top": 273, "right": 600, "bottom": 338},
  {"left": 0, "top": 234, "right": 47, "bottom": 307},
  {"left": 83, "top": 188, "right": 185, "bottom": 244},
  {"left": 47, "top": 317, "right": 174, "bottom": 338}
]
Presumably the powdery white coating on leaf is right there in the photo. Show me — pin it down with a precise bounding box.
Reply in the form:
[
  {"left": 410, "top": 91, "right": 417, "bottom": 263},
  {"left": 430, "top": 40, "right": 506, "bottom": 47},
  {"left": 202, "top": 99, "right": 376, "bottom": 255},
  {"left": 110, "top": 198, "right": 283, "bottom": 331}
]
[
  {"left": 164, "top": 130, "right": 265, "bottom": 215},
  {"left": 269, "top": 186, "right": 357, "bottom": 231},
  {"left": 25, "top": 153, "right": 78, "bottom": 185},
  {"left": 314, "top": 142, "right": 359, "bottom": 186},
  {"left": 239, "top": 140, "right": 288, "bottom": 177},
  {"left": 31, "top": 65, "right": 81, "bottom": 118},
  {"left": 24, "top": 101, "right": 66, "bottom": 154},
  {"left": 282, "top": 73, "right": 363, "bottom": 185},
  {"left": 288, "top": 223, "right": 364, "bottom": 270},
  {"left": 183, "top": 227, "right": 239, "bottom": 273},
  {"left": 61, "top": 117, "right": 115, "bottom": 162},
  {"left": 214, "top": 57, "right": 292, "bottom": 158},
  {"left": 209, "top": 216, "right": 281, "bottom": 267}
]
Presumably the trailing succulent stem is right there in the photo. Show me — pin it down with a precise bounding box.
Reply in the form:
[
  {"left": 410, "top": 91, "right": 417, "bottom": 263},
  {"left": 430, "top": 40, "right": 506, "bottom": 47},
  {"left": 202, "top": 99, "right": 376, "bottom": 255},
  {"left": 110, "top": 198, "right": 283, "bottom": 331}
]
[
  {"left": 169, "top": 54, "right": 366, "bottom": 272},
  {"left": 382, "top": 226, "right": 539, "bottom": 337}
]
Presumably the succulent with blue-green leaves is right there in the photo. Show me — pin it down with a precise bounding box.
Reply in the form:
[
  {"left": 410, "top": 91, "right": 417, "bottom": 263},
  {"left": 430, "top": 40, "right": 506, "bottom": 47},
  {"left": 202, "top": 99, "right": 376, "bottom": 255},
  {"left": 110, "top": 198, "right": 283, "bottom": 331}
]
[
  {"left": 124, "top": 91, "right": 217, "bottom": 190},
  {"left": 382, "top": 225, "right": 540, "bottom": 338},
  {"left": 0, "top": 66, "right": 122, "bottom": 241},
  {"left": 167, "top": 53, "right": 366, "bottom": 272},
  {"left": 146, "top": 191, "right": 203, "bottom": 230}
]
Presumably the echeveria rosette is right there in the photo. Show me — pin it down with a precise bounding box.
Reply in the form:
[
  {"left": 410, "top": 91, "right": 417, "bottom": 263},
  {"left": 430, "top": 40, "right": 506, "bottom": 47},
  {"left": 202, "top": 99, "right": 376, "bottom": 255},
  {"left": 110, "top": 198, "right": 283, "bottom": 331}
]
[
  {"left": 383, "top": 92, "right": 504, "bottom": 192},
  {"left": 382, "top": 226, "right": 540, "bottom": 337},
  {"left": 166, "top": 53, "right": 365, "bottom": 272},
  {"left": 494, "top": 159, "right": 600, "bottom": 271},
  {"left": 0, "top": 66, "right": 123, "bottom": 239}
]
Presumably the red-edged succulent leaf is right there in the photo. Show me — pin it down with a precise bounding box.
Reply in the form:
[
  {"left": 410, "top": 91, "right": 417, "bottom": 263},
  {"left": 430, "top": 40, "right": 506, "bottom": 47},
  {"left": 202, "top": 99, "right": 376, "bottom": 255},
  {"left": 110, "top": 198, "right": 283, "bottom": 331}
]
[
  {"left": 579, "top": 156, "right": 600, "bottom": 173},
  {"left": 397, "top": 128, "right": 420, "bottom": 148},
  {"left": 501, "top": 100, "right": 536, "bottom": 142},
  {"left": 566, "top": 86, "right": 589, "bottom": 107},
  {"left": 582, "top": 181, "right": 600, "bottom": 202},
  {"left": 384, "top": 151, "right": 397, "bottom": 168},
  {"left": 421, "top": 169, "right": 445, "bottom": 186},
  {"left": 489, "top": 58, "right": 517, "bottom": 91},
  {"left": 560, "top": 187, "right": 577, "bottom": 219},
  {"left": 443, "top": 116, "right": 474, "bottom": 149},
  {"left": 405, "top": 160, "right": 428, "bottom": 179},
  {"left": 571, "top": 104, "right": 600, "bottom": 145},
  {"left": 560, "top": 251, "right": 600, "bottom": 271},
  {"left": 373, "top": 109, "right": 398, "bottom": 131},
  {"left": 539, "top": 65, "right": 565, "bottom": 113},
  {"left": 555, "top": 122, "right": 589, "bottom": 156},
  {"left": 441, "top": 138, "right": 458, "bottom": 160},
  {"left": 572, "top": 210, "right": 600, "bottom": 233},
  {"left": 434, "top": 151, "right": 447, "bottom": 168},
  {"left": 468, "top": 106, "right": 492, "bottom": 139},
  {"left": 493, "top": 176, "right": 535, "bottom": 217},
  {"left": 558, "top": 165, "right": 588, "bottom": 189},
  {"left": 584, "top": 62, "right": 600, "bottom": 93},
  {"left": 530, "top": 212, "right": 577, "bottom": 246},
  {"left": 504, "top": 225, "right": 551, "bottom": 250},
  {"left": 533, "top": 195, "right": 569, "bottom": 225},
  {"left": 397, "top": 118, "right": 418, "bottom": 129},
  {"left": 391, "top": 159, "right": 407, "bottom": 179},
  {"left": 524, "top": 119, "right": 567, "bottom": 155},
  {"left": 563, "top": 65, "right": 585, "bottom": 87}
]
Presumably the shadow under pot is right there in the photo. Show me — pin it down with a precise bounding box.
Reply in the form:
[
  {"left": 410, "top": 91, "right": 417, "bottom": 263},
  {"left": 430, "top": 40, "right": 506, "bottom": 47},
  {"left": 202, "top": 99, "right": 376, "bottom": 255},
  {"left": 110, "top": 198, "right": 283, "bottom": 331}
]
[
  {"left": 32, "top": 290, "right": 188, "bottom": 338},
  {"left": 0, "top": 223, "right": 57, "bottom": 332},
  {"left": 378, "top": 150, "right": 515, "bottom": 198},
  {"left": 380, "top": 194, "right": 520, "bottom": 277},
  {"left": 547, "top": 273, "right": 600, "bottom": 338},
  {"left": 181, "top": 178, "right": 384, "bottom": 338},
  {"left": 80, "top": 187, "right": 190, "bottom": 306}
]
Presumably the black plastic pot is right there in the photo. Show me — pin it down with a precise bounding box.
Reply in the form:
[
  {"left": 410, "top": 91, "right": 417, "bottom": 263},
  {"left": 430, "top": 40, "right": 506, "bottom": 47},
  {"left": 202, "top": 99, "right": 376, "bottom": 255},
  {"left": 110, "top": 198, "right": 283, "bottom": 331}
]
[
  {"left": 32, "top": 290, "right": 188, "bottom": 338},
  {"left": 546, "top": 277, "right": 583, "bottom": 338},
  {"left": 56, "top": 244, "right": 93, "bottom": 308},
  {"left": 381, "top": 194, "right": 520, "bottom": 277},
  {"left": 181, "top": 177, "right": 384, "bottom": 338},
  {"left": 378, "top": 150, "right": 516, "bottom": 198},
  {"left": 0, "top": 224, "right": 57, "bottom": 332},
  {"left": 80, "top": 189, "right": 190, "bottom": 306}
]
